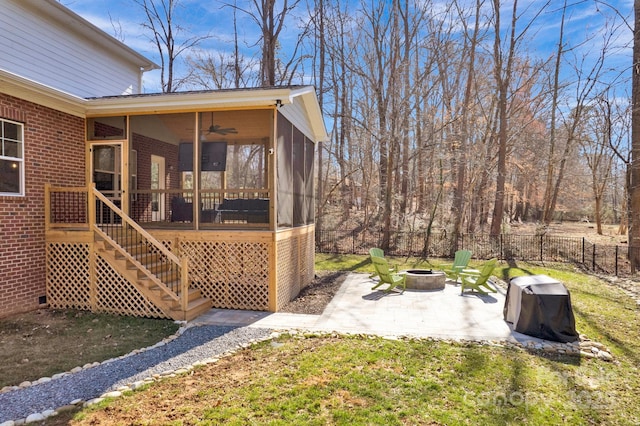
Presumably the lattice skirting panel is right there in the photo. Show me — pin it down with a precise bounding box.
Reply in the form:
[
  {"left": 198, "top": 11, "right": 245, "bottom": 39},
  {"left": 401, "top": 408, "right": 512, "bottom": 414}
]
[
  {"left": 275, "top": 227, "right": 315, "bottom": 311},
  {"left": 46, "top": 243, "right": 91, "bottom": 310},
  {"left": 276, "top": 237, "right": 298, "bottom": 310},
  {"left": 94, "top": 255, "right": 167, "bottom": 318},
  {"left": 179, "top": 240, "right": 270, "bottom": 310},
  {"left": 46, "top": 242, "right": 167, "bottom": 318},
  {"left": 47, "top": 227, "right": 315, "bottom": 316}
]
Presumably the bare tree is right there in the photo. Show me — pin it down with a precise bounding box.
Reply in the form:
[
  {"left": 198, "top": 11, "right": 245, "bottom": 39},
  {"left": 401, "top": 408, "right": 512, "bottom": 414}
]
[
  {"left": 489, "top": 0, "right": 519, "bottom": 235},
  {"left": 135, "top": 0, "right": 210, "bottom": 92},
  {"left": 540, "top": 0, "right": 568, "bottom": 225},
  {"left": 450, "top": 0, "right": 484, "bottom": 247},
  {"left": 227, "top": 0, "right": 304, "bottom": 85},
  {"left": 490, "top": 0, "right": 548, "bottom": 235},
  {"left": 579, "top": 100, "right": 616, "bottom": 234},
  {"left": 310, "top": 0, "right": 327, "bottom": 233},
  {"left": 630, "top": 0, "right": 640, "bottom": 270}
]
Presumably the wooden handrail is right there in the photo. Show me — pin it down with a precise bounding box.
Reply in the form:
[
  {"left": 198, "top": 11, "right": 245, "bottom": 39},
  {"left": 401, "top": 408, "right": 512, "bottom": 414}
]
[
  {"left": 92, "top": 188, "right": 182, "bottom": 265},
  {"left": 47, "top": 186, "right": 89, "bottom": 192}
]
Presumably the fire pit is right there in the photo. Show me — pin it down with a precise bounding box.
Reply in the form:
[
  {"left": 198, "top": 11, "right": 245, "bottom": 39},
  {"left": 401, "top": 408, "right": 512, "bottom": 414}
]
[{"left": 404, "top": 269, "right": 446, "bottom": 290}]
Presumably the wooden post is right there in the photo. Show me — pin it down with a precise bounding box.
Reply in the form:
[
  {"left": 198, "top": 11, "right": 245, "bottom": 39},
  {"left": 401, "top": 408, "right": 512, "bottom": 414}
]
[
  {"left": 181, "top": 257, "right": 189, "bottom": 312},
  {"left": 269, "top": 109, "right": 277, "bottom": 232},
  {"left": 268, "top": 233, "right": 278, "bottom": 312},
  {"left": 88, "top": 184, "right": 97, "bottom": 311}
]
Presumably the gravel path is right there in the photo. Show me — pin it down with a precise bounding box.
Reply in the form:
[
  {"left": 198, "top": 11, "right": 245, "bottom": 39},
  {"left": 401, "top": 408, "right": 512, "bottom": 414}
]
[{"left": 0, "top": 325, "right": 272, "bottom": 423}]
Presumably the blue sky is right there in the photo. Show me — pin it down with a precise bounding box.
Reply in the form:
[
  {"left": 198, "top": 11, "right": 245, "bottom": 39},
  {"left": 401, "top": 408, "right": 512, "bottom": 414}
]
[{"left": 62, "top": 0, "right": 634, "bottom": 95}]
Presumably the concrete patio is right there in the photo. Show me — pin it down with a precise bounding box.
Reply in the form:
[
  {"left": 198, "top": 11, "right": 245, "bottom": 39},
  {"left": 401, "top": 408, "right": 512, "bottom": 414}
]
[{"left": 192, "top": 273, "right": 537, "bottom": 343}]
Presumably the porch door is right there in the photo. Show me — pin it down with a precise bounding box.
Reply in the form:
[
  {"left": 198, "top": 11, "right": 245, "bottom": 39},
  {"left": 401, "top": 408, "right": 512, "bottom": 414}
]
[
  {"left": 91, "top": 143, "right": 123, "bottom": 223},
  {"left": 151, "top": 155, "right": 166, "bottom": 221}
]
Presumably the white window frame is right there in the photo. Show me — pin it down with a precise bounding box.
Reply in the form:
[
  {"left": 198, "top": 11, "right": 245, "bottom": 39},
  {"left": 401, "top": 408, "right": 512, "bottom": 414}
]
[{"left": 0, "top": 118, "right": 25, "bottom": 196}]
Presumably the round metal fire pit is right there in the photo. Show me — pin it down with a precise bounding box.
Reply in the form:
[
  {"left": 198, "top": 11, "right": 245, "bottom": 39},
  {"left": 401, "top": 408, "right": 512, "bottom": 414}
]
[{"left": 404, "top": 269, "right": 446, "bottom": 290}]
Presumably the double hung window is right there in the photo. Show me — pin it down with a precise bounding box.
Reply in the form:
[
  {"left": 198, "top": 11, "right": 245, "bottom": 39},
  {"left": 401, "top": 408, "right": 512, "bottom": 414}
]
[{"left": 0, "top": 119, "right": 24, "bottom": 196}]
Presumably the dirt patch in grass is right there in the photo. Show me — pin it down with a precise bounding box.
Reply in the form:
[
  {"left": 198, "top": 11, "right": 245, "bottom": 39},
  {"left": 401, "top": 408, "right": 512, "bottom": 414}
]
[
  {"left": 279, "top": 271, "right": 348, "bottom": 315},
  {"left": 0, "top": 272, "right": 348, "bottom": 390},
  {"left": 0, "top": 310, "right": 179, "bottom": 389}
]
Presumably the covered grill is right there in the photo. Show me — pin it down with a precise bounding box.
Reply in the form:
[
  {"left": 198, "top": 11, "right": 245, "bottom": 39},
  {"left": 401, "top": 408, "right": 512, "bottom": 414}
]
[{"left": 504, "top": 275, "right": 578, "bottom": 343}]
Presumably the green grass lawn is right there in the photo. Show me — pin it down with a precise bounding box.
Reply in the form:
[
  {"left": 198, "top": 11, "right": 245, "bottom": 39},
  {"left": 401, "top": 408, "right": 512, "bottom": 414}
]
[{"left": 51, "top": 256, "right": 640, "bottom": 425}]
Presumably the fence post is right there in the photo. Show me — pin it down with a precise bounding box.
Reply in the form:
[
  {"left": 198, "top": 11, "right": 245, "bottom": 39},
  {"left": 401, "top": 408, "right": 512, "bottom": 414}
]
[
  {"left": 592, "top": 244, "right": 596, "bottom": 271},
  {"left": 615, "top": 245, "right": 619, "bottom": 276},
  {"left": 539, "top": 235, "right": 543, "bottom": 262},
  {"left": 582, "top": 237, "right": 585, "bottom": 265}
]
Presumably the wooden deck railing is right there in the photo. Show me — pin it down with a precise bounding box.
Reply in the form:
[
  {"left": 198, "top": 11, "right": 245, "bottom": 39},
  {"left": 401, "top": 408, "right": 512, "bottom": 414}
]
[
  {"left": 92, "top": 189, "right": 189, "bottom": 311},
  {"left": 45, "top": 184, "right": 89, "bottom": 230},
  {"left": 46, "top": 185, "right": 273, "bottom": 230},
  {"left": 45, "top": 184, "right": 190, "bottom": 313}
]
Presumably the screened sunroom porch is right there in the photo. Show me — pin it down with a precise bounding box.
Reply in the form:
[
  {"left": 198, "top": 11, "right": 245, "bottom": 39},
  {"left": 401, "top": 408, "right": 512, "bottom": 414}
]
[{"left": 45, "top": 87, "right": 325, "bottom": 320}]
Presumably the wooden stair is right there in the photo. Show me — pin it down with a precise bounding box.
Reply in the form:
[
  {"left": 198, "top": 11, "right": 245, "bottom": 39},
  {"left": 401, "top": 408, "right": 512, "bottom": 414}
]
[{"left": 94, "top": 233, "right": 212, "bottom": 321}]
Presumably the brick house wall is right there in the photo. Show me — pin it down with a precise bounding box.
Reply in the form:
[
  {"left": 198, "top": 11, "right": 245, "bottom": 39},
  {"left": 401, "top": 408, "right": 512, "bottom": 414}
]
[{"left": 0, "top": 93, "right": 85, "bottom": 318}]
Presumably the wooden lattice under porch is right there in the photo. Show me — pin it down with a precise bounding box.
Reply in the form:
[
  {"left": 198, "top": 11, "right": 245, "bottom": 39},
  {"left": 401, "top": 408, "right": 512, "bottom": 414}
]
[{"left": 45, "top": 226, "right": 315, "bottom": 319}]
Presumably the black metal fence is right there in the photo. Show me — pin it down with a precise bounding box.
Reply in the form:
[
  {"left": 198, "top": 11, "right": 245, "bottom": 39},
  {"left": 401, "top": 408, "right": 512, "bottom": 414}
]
[{"left": 315, "top": 228, "right": 638, "bottom": 277}]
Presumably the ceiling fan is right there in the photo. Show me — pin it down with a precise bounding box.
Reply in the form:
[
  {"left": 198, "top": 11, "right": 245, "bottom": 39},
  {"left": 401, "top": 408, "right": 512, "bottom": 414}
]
[{"left": 203, "top": 112, "right": 237, "bottom": 136}]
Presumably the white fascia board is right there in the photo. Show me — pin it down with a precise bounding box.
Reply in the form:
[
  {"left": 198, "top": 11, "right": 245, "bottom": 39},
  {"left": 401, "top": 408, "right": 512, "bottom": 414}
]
[
  {"left": 297, "top": 88, "right": 328, "bottom": 142},
  {"left": 0, "top": 69, "right": 87, "bottom": 117},
  {"left": 85, "top": 88, "right": 299, "bottom": 116}
]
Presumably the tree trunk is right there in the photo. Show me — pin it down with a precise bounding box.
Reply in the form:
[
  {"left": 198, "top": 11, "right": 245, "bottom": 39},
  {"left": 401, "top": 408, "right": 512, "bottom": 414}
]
[
  {"left": 452, "top": 0, "right": 482, "bottom": 245},
  {"left": 314, "top": 0, "right": 325, "bottom": 234},
  {"left": 490, "top": 0, "right": 518, "bottom": 236},
  {"left": 541, "top": 0, "right": 566, "bottom": 224},
  {"left": 630, "top": 0, "right": 640, "bottom": 271}
]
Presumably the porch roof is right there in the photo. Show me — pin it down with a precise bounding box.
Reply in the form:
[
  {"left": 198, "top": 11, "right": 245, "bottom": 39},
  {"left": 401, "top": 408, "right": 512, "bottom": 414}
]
[
  {"left": 86, "top": 86, "right": 328, "bottom": 143},
  {"left": 0, "top": 71, "right": 327, "bottom": 143}
]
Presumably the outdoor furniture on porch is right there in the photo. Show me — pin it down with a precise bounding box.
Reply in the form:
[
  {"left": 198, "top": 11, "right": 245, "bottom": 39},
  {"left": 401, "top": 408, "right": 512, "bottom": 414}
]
[
  {"left": 443, "top": 250, "right": 472, "bottom": 282},
  {"left": 170, "top": 196, "right": 218, "bottom": 223},
  {"left": 218, "top": 198, "right": 269, "bottom": 223},
  {"left": 370, "top": 255, "right": 406, "bottom": 293},
  {"left": 460, "top": 258, "right": 497, "bottom": 295},
  {"left": 171, "top": 196, "right": 193, "bottom": 222}
]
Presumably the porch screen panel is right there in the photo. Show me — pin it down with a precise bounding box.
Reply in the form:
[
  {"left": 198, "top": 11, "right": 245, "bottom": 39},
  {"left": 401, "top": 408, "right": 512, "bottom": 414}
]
[
  {"left": 292, "top": 127, "right": 305, "bottom": 226},
  {"left": 178, "top": 143, "right": 193, "bottom": 171},
  {"left": 305, "top": 138, "right": 315, "bottom": 224},
  {"left": 277, "top": 113, "right": 293, "bottom": 228}
]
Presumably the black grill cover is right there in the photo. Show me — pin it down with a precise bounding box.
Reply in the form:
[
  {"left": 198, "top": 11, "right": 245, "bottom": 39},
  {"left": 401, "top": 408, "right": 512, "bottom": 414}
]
[{"left": 504, "top": 275, "right": 579, "bottom": 343}]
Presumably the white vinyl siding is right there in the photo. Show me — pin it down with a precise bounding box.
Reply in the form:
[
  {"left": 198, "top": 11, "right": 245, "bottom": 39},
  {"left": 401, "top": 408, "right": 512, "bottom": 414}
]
[{"left": 0, "top": 0, "right": 146, "bottom": 98}]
